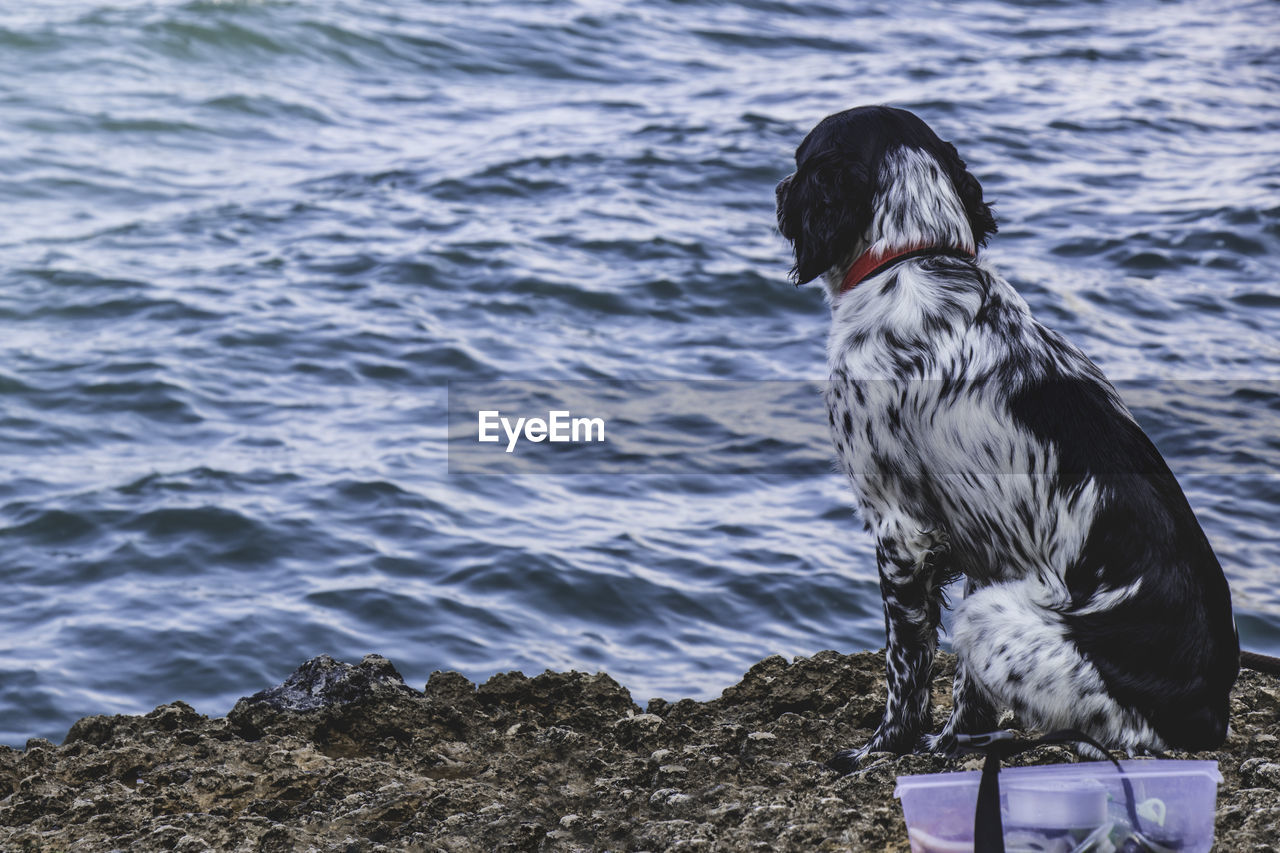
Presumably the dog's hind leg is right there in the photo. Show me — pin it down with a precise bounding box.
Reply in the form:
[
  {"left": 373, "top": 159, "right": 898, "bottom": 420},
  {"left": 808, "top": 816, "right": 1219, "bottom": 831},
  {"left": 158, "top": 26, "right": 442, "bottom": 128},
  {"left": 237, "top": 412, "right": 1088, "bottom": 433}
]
[
  {"left": 950, "top": 581, "right": 1163, "bottom": 754},
  {"left": 829, "top": 515, "right": 947, "bottom": 773},
  {"left": 924, "top": 647, "right": 1001, "bottom": 755}
]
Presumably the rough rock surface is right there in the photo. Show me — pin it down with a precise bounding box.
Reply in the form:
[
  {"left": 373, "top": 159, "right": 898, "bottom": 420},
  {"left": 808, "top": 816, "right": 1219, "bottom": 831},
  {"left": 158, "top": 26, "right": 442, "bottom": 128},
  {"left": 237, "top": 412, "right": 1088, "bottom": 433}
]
[{"left": 1, "top": 651, "right": 1277, "bottom": 851}]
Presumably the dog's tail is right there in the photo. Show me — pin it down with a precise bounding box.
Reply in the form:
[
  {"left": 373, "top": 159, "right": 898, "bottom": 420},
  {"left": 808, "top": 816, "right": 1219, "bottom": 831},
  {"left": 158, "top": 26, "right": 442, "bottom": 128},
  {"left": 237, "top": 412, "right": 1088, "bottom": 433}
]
[{"left": 1241, "top": 650, "right": 1280, "bottom": 677}]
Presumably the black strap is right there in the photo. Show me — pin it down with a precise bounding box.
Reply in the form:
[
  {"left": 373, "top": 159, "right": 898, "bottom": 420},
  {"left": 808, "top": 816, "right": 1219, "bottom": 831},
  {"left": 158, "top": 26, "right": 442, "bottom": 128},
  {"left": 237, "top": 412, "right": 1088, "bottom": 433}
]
[
  {"left": 1241, "top": 649, "right": 1280, "bottom": 677},
  {"left": 953, "top": 728, "right": 1139, "bottom": 853}
]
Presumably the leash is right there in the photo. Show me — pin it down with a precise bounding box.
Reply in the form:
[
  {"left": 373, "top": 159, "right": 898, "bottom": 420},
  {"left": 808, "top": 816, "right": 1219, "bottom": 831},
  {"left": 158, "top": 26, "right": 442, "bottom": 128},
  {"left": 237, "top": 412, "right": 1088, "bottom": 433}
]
[
  {"left": 952, "top": 728, "right": 1139, "bottom": 853},
  {"left": 1241, "top": 649, "right": 1280, "bottom": 677}
]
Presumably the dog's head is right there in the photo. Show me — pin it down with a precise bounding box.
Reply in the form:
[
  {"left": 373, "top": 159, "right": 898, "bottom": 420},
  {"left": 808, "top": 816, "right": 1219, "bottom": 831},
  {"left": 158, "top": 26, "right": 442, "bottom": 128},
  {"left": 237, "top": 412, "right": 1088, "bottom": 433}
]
[{"left": 776, "top": 105, "right": 997, "bottom": 286}]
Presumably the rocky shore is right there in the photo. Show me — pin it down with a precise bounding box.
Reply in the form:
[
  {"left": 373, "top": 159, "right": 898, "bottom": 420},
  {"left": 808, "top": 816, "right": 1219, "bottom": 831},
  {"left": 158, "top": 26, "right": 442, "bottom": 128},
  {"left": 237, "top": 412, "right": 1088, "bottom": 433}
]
[{"left": 1, "top": 651, "right": 1277, "bottom": 852}]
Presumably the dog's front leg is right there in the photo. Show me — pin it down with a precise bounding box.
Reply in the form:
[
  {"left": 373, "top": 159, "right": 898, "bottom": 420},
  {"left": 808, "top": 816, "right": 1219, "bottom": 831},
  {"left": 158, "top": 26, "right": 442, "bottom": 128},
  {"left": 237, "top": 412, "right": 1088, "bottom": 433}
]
[{"left": 829, "top": 519, "right": 945, "bottom": 774}]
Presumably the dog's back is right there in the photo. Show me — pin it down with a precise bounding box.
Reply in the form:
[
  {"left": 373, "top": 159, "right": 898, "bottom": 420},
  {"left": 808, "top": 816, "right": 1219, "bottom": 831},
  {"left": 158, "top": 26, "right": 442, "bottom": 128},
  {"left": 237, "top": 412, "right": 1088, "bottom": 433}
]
[{"left": 1010, "top": 361, "right": 1238, "bottom": 749}]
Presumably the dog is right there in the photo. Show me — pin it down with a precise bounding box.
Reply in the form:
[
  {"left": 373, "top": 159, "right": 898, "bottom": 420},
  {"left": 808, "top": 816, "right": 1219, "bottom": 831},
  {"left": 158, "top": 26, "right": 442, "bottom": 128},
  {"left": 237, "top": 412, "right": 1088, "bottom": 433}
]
[{"left": 775, "top": 105, "right": 1239, "bottom": 772}]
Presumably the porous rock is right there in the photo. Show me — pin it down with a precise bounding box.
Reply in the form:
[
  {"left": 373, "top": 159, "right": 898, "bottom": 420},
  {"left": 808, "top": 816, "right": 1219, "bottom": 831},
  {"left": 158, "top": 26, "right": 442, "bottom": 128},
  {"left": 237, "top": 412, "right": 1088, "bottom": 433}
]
[{"left": 0, "top": 651, "right": 1276, "bottom": 851}]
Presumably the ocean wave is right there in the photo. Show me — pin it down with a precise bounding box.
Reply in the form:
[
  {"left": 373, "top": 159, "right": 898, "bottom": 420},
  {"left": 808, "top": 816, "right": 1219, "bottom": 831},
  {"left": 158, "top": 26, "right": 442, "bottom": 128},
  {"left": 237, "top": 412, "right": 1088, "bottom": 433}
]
[{"left": 2, "top": 0, "right": 1279, "bottom": 745}]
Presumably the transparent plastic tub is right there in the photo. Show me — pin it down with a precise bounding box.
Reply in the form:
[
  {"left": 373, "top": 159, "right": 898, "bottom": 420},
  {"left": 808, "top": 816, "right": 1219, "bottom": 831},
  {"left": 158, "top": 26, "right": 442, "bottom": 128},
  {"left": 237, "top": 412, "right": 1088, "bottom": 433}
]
[{"left": 894, "top": 760, "right": 1222, "bottom": 853}]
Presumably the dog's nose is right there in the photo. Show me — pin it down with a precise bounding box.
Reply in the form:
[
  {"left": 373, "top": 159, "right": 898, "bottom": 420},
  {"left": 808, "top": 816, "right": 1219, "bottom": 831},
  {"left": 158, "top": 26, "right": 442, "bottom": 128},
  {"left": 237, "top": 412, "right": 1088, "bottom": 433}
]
[
  {"left": 775, "top": 174, "right": 794, "bottom": 235},
  {"left": 776, "top": 174, "right": 793, "bottom": 202}
]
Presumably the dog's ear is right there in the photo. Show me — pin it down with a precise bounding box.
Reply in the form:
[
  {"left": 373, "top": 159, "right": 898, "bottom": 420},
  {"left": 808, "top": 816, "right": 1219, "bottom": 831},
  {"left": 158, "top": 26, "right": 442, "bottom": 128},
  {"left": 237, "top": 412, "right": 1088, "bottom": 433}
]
[
  {"left": 938, "top": 141, "right": 998, "bottom": 248},
  {"left": 781, "top": 156, "right": 875, "bottom": 285}
]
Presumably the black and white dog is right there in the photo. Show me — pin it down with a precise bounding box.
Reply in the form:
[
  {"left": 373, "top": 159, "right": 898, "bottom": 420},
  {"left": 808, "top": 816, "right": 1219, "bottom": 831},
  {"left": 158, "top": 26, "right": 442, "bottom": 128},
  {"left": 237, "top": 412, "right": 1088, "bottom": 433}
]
[{"left": 775, "top": 105, "right": 1239, "bottom": 771}]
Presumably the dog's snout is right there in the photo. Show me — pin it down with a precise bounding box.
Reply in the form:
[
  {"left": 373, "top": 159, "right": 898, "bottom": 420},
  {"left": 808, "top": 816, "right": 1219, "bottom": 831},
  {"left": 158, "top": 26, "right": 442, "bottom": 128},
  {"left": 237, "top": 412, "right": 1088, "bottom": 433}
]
[
  {"left": 775, "top": 174, "right": 794, "bottom": 237},
  {"left": 775, "top": 174, "right": 793, "bottom": 204}
]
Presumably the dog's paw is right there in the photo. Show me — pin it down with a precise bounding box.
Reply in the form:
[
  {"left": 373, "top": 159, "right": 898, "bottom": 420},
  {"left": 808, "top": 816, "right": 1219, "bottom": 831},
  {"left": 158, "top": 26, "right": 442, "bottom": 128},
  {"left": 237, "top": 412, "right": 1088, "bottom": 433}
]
[
  {"left": 825, "top": 747, "right": 868, "bottom": 775},
  {"left": 920, "top": 731, "right": 959, "bottom": 757},
  {"left": 826, "top": 736, "right": 902, "bottom": 774}
]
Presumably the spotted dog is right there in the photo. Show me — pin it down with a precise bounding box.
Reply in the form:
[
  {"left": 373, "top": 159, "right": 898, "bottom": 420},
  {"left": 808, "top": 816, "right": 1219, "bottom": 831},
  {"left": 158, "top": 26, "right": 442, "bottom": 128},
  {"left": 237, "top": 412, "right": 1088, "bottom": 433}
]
[{"left": 775, "top": 105, "right": 1239, "bottom": 772}]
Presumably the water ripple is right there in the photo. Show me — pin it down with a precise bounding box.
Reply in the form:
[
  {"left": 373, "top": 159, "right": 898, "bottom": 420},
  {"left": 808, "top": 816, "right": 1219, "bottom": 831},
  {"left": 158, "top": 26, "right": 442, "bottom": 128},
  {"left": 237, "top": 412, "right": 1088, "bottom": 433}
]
[{"left": 1, "top": 0, "right": 1278, "bottom": 745}]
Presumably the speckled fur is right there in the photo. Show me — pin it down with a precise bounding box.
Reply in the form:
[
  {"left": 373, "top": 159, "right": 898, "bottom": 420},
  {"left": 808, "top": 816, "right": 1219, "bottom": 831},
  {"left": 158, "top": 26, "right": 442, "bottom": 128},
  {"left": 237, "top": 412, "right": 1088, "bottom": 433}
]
[{"left": 776, "top": 106, "right": 1239, "bottom": 770}]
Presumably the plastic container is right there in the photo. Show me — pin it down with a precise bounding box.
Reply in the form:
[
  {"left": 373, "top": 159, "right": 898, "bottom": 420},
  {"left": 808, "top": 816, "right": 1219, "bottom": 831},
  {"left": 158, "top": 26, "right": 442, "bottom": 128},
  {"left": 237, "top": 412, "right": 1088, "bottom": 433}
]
[{"left": 894, "top": 760, "right": 1222, "bottom": 853}]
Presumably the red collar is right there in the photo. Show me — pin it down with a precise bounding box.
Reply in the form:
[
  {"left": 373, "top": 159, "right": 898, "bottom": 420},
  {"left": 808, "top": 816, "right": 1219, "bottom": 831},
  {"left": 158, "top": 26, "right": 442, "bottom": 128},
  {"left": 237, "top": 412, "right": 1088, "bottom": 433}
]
[{"left": 839, "top": 244, "right": 976, "bottom": 294}]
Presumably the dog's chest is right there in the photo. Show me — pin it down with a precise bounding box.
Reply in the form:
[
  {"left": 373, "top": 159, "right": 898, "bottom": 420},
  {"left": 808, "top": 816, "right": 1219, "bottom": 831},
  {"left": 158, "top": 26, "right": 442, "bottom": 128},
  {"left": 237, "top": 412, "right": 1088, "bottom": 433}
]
[
  {"left": 820, "top": 272, "right": 1069, "bottom": 580},
  {"left": 821, "top": 275, "right": 980, "bottom": 519},
  {"left": 824, "top": 370, "right": 941, "bottom": 524},
  {"left": 823, "top": 368, "right": 1037, "bottom": 581}
]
